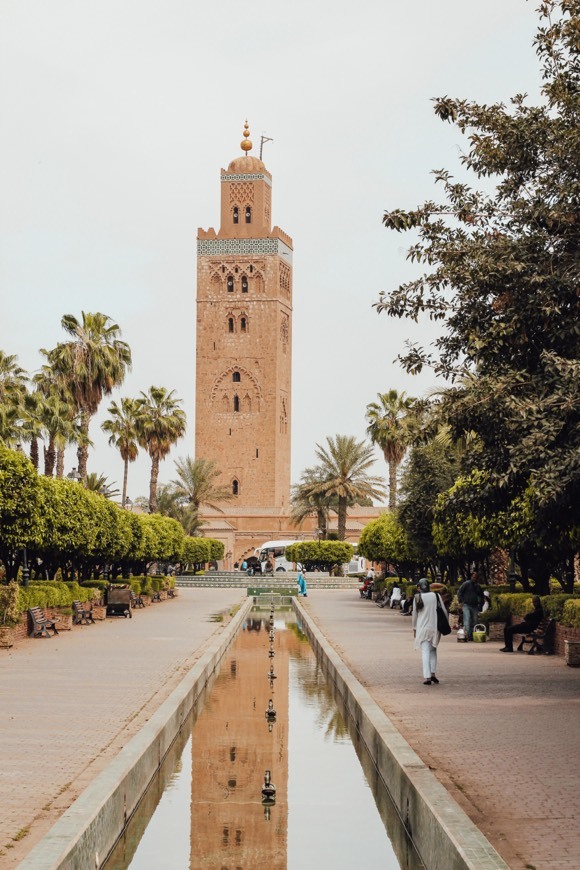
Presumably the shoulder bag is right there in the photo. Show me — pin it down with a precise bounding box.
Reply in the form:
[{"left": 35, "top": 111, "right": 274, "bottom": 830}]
[{"left": 436, "top": 594, "right": 451, "bottom": 636}]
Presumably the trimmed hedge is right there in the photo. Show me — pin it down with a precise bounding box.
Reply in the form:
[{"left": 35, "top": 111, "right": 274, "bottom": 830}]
[
  {"left": 19, "top": 581, "right": 100, "bottom": 611},
  {"left": 480, "top": 592, "right": 580, "bottom": 628}
]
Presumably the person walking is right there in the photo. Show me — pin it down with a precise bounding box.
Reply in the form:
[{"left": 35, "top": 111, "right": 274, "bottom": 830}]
[
  {"left": 457, "top": 571, "right": 485, "bottom": 641},
  {"left": 500, "top": 596, "right": 544, "bottom": 652},
  {"left": 297, "top": 571, "right": 308, "bottom": 597},
  {"left": 412, "top": 577, "right": 447, "bottom": 685}
]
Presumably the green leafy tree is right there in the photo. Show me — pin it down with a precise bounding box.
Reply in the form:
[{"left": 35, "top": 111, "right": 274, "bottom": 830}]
[
  {"left": 358, "top": 513, "right": 411, "bottom": 578},
  {"left": 181, "top": 536, "right": 212, "bottom": 570},
  {"left": 285, "top": 540, "right": 353, "bottom": 573},
  {"left": 365, "top": 390, "right": 415, "bottom": 510},
  {"left": 375, "top": 1, "right": 580, "bottom": 578},
  {"left": 0, "top": 445, "right": 44, "bottom": 580},
  {"left": 136, "top": 387, "right": 186, "bottom": 513},
  {"left": 311, "top": 435, "right": 386, "bottom": 540},
  {"left": 44, "top": 312, "right": 131, "bottom": 480},
  {"left": 398, "top": 437, "right": 461, "bottom": 571},
  {"left": 102, "top": 397, "right": 140, "bottom": 507}
]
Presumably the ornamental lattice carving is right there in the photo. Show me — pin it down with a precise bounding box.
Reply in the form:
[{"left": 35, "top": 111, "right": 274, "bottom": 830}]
[
  {"left": 229, "top": 182, "right": 255, "bottom": 206},
  {"left": 279, "top": 262, "right": 291, "bottom": 294}
]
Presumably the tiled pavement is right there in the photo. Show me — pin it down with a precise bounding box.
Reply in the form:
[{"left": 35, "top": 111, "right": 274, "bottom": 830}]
[
  {"left": 304, "top": 590, "right": 580, "bottom": 870},
  {"left": 2, "top": 588, "right": 578, "bottom": 869},
  {"left": 0, "top": 589, "right": 245, "bottom": 867}
]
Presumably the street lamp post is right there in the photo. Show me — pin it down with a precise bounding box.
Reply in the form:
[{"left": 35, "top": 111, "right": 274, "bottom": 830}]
[
  {"left": 67, "top": 468, "right": 81, "bottom": 482},
  {"left": 22, "top": 548, "right": 30, "bottom": 587}
]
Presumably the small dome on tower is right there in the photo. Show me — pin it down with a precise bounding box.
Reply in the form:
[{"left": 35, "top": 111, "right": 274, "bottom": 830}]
[{"left": 227, "top": 120, "right": 267, "bottom": 173}]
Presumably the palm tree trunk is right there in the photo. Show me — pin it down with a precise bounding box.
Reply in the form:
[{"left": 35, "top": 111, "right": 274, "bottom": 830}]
[
  {"left": 44, "top": 436, "right": 56, "bottom": 476},
  {"left": 30, "top": 437, "right": 39, "bottom": 470},
  {"left": 337, "top": 495, "right": 347, "bottom": 541},
  {"left": 388, "top": 459, "right": 397, "bottom": 511},
  {"left": 317, "top": 508, "right": 327, "bottom": 540},
  {"left": 122, "top": 457, "right": 129, "bottom": 507},
  {"left": 149, "top": 455, "right": 160, "bottom": 513},
  {"left": 56, "top": 447, "right": 65, "bottom": 478},
  {"left": 77, "top": 410, "right": 90, "bottom": 480}
]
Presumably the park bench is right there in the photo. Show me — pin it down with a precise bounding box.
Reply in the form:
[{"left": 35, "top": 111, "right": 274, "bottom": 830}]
[
  {"left": 28, "top": 606, "right": 60, "bottom": 638},
  {"left": 72, "top": 600, "right": 95, "bottom": 625},
  {"left": 517, "top": 617, "right": 556, "bottom": 655}
]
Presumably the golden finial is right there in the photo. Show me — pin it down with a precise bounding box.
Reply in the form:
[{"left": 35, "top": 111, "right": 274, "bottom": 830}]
[{"left": 240, "top": 119, "right": 252, "bottom": 154}]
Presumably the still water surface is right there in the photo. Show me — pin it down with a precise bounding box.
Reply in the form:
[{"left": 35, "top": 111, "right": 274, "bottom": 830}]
[{"left": 106, "top": 610, "right": 424, "bottom": 869}]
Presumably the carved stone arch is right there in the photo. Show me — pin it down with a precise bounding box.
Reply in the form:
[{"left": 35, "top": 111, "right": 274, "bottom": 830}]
[
  {"left": 242, "top": 393, "right": 252, "bottom": 413},
  {"left": 211, "top": 365, "right": 263, "bottom": 403},
  {"left": 253, "top": 272, "right": 264, "bottom": 293},
  {"left": 210, "top": 271, "right": 222, "bottom": 292}
]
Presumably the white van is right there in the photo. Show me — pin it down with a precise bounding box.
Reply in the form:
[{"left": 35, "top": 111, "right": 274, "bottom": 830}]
[{"left": 255, "top": 540, "right": 299, "bottom": 573}]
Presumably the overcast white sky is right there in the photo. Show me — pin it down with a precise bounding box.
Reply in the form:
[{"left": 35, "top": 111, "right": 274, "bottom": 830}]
[{"left": 1, "top": 0, "right": 541, "bottom": 499}]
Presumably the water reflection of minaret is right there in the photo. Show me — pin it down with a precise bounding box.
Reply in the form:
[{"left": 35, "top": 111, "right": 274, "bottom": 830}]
[{"left": 189, "top": 615, "right": 291, "bottom": 868}]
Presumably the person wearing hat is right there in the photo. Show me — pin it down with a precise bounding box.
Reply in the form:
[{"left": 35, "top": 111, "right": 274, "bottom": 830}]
[{"left": 412, "top": 577, "right": 448, "bottom": 685}]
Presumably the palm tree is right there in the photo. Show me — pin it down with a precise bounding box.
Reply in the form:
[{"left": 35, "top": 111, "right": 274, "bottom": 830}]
[
  {"left": 0, "top": 351, "right": 27, "bottom": 446},
  {"left": 157, "top": 483, "right": 204, "bottom": 535},
  {"left": 32, "top": 365, "right": 80, "bottom": 477},
  {"left": 312, "top": 435, "right": 386, "bottom": 540},
  {"left": 44, "top": 312, "right": 131, "bottom": 480},
  {"left": 365, "top": 390, "right": 415, "bottom": 511},
  {"left": 290, "top": 466, "right": 332, "bottom": 539},
  {"left": 170, "top": 456, "right": 233, "bottom": 513},
  {"left": 135, "top": 387, "right": 186, "bottom": 513},
  {"left": 84, "top": 472, "right": 120, "bottom": 499},
  {"left": 102, "top": 398, "right": 140, "bottom": 507}
]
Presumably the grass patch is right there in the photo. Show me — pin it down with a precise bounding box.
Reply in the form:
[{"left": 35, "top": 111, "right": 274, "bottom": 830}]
[
  {"left": 209, "top": 613, "right": 224, "bottom": 623},
  {"left": 12, "top": 827, "right": 29, "bottom": 842}
]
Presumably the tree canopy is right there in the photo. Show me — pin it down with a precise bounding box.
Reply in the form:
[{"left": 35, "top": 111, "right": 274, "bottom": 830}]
[{"left": 375, "top": 0, "right": 580, "bottom": 584}]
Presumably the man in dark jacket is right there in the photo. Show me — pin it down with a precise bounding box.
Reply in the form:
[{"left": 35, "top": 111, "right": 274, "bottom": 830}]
[
  {"left": 500, "top": 596, "right": 544, "bottom": 652},
  {"left": 457, "top": 571, "right": 485, "bottom": 641}
]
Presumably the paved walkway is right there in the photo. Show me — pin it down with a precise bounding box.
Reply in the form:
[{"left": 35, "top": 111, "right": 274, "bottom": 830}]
[
  {"left": 2, "top": 589, "right": 579, "bottom": 869},
  {"left": 0, "top": 589, "right": 245, "bottom": 867},
  {"left": 304, "top": 590, "right": 580, "bottom": 870}
]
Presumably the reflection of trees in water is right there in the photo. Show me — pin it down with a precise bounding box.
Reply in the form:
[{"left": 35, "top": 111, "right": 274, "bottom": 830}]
[{"left": 292, "top": 654, "right": 349, "bottom": 742}]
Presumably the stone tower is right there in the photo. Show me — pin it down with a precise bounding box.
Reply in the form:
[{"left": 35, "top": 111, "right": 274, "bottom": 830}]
[{"left": 196, "top": 123, "right": 293, "bottom": 510}]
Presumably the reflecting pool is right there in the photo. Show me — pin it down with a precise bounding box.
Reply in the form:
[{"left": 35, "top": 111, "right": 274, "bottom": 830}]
[{"left": 105, "top": 610, "right": 424, "bottom": 869}]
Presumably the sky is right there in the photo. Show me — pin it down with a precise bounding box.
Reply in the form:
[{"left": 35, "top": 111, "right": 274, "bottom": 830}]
[{"left": 0, "top": 0, "right": 542, "bottom": 500}]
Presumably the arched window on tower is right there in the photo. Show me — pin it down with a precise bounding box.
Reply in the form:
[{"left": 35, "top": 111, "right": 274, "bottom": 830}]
[
  {"left": 227, "top": 275, "right": 234, "bottom": 292},
  {"left": 232, "top": 479, "right": 239, "bottom": 496},
  {"left": 228, "top": 317, "right": 234, "bottom": 333},
  {"left": 240, "top": 317, "right": 247, "bottom": 333},
  {"left": 233, "top": 206, "right": 239, "bottom": 224},
  {"left": 245, "top": 206, "right": 252, "bottom": 224},
  {"left": 241, "top": 276, "right": 248, "bottom": 293},
  {"left": 233, "top": 394, "right": 240, "bottom": 412},
  {"left": 232, "top": 371, "right": 241, "bottom": 383}
]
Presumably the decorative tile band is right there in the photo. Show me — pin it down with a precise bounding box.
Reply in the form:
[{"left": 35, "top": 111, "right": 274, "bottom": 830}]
[
  {"left": 221, "top": 173, "right": 272, "bottom": 186},
  {"left": 197, "top": 238, "right": 293, "bottom": 262}
]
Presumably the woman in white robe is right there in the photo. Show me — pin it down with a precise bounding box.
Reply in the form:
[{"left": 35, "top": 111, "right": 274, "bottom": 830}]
[{"left": 412, "top": 577, "right": 447, "bottom": 685}]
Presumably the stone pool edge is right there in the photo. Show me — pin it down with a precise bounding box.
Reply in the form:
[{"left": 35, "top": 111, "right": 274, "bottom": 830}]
[
  {"left": 294, "top": 598, "right": 508, "bottom": 870},
  {"left": 18, "top": 597, "right": 254, "bottom": 870}
]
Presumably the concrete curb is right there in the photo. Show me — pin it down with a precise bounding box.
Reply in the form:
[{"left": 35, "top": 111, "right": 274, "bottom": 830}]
[
  {"left": 18, "top": 598, "right": 253, "bottom": 870},
  {"left": 293, "top": 598, "right": 509, "bottom": 870}
]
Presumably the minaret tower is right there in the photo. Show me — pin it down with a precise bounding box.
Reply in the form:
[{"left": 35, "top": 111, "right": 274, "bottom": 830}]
[{"left": 196, "top": 123, "right": 293, "bottom": 509}]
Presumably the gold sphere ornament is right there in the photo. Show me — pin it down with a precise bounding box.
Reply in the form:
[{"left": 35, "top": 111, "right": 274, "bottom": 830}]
[{"left": 240, "top": 120, "right": 252, "bottom": 153}]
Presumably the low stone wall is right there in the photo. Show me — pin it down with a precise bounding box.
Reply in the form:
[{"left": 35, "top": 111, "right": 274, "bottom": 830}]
[{"left": 554, "top": 623, "right": 580, "bottom": 656}]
